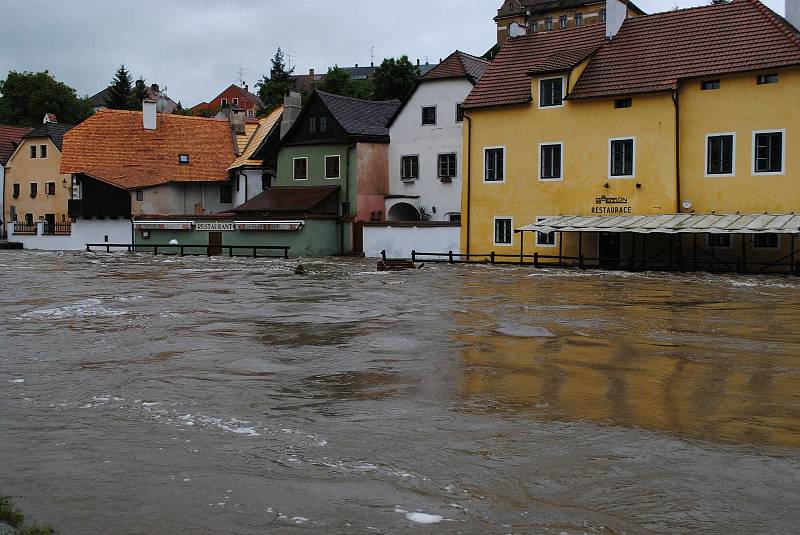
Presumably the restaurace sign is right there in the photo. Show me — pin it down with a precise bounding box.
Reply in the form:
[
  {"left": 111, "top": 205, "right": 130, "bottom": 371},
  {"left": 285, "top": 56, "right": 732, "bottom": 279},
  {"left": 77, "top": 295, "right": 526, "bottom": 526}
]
[
  {"left": 592, "top": 195, "right": 632, "bottom": 215},
  {"left": 196, "top": 222, "right": 235, "bottom": 231}
]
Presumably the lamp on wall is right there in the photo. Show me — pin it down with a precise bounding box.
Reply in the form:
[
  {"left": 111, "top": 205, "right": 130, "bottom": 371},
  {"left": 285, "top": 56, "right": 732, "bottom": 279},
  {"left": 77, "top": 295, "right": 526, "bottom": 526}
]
[{"left": 62, "top": 177, "right": 67, "bottom": 189}]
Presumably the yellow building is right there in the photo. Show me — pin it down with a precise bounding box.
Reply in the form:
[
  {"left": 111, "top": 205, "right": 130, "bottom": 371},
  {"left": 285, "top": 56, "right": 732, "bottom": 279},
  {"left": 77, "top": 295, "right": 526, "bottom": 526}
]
[
  {"left": 4, "top": 121, "right": 75, "bottom": 233},
  {"left": 463, "top": 0, "right": 800, "bottom": 274},
  {"left": 494, "top": 0, "right": 644, "bottom": 46}
]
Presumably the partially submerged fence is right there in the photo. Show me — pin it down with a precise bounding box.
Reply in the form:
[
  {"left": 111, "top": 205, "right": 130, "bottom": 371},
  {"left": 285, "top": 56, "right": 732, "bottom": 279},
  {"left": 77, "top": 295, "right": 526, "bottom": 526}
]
[
  {"left": 386, "top": 250, "right": 800, "bottom": 275},
  {"left": 86, "top": 243, "right": 290, "bottom": 259}
]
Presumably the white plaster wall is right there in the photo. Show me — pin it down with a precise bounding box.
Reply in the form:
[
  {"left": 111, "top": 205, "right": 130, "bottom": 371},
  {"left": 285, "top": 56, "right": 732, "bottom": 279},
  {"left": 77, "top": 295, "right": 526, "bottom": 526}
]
[
  {"left": 388, "top": 78, "right": 472, "bottom": 221},
  {"left": 233, "top": 168, "right": 265, "bottom": 207},
  {"left": 363, "top": 225, "right": 461, "bottom": 260},
  {"left": 9, "top": 219, "right": 132, "bottom": 250}
]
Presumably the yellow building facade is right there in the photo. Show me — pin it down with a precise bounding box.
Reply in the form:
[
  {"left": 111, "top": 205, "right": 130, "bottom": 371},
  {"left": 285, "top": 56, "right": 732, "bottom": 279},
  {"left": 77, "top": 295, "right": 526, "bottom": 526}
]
[
  {"left": 463, "top": 0, "right": 800, "bottom": 273},
  {"left": 4, "top": 124, "right": 74, "bottom": 230}
]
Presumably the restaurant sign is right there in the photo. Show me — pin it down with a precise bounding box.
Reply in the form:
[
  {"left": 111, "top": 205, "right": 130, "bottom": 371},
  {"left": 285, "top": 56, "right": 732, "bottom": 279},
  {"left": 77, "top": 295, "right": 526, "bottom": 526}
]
[
  {"left": 592, "top": 195, "right": 632, "bottom": 215},
  {"left": 196, "top": 222, "right": 235, "bottom": 231}
]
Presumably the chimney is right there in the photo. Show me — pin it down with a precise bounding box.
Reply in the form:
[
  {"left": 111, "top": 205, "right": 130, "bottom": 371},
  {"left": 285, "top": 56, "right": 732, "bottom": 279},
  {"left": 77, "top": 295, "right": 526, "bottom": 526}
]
[
  {"left": 244, "top": 84, "right": 249, "bottom": 93},
  {"left": 509, "top": 21, "right": 527, "bottom": 38},
  {"left": 230, "top": 109, "right": 245, "bottom": 135},
  {"left": 143, "top": 99, "right": 157, "bottom": 130},
  {"left": 605, "top": 0, "right": 627, "bottom": 39},
  {"left": 309, "top": 68, "right": 315, "bottom": 77},
  {"left": 42, "top": 113, "right": 57, "bottom": 124},
  {"left": 788, "top": 0, "right": 800, "bottom": 30},
  {"left": 150, "top": 83, "right": 159, "bottom": 92},
  {"left": 280, "top": 91, "right": 302, "bottom": 139}
]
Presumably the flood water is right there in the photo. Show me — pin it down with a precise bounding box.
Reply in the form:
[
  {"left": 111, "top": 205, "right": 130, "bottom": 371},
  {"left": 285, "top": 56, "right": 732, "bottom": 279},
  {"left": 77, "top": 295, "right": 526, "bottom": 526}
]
[{"left": 1, "top": 251, "right": 799, "bottom": 534}]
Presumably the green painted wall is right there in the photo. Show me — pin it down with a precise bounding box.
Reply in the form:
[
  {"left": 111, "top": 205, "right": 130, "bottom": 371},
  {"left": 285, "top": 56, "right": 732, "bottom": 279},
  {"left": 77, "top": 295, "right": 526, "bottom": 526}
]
[
  {"left": 277, "top": 144, "right": 356, "bottom": 210},
  {"left": 132, "top": 218, "right": 341, "bottom": 257}
]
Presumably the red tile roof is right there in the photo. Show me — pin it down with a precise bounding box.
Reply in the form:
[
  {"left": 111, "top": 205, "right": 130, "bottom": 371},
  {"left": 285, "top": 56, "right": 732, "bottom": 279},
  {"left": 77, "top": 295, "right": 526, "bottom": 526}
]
[
  {"left": 0, "top": 125, "right": 32, "bottom": 166},
  {"left": 60, "top": 109, "right": 236, "bottom": 189},
  {"left": 464, "top": 24, "right": 606, "bottom": 108},
  {"left": 570, "top": 0, "right": 800, "bottom": 99},
  {"left": 421, "top": 51, "right": 490, "bottom": 82},
  {"left": 466, "top": 0, "right": 800, "bottom": 108}
]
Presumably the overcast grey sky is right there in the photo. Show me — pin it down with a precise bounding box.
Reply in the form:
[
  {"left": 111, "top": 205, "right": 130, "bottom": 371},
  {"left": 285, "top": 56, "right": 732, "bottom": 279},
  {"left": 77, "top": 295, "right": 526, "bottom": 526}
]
[{"left": 0, "top": 0, "right": 785, "bottom": 107}]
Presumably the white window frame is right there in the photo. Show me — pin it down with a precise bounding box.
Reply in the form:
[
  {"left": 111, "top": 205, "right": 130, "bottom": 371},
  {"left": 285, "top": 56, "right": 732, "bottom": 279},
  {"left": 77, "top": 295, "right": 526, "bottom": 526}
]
[
  {"left": 221, "top": 98, "right": 228, "bottom": 106},
  {"left": 752, "top": 129, "right": 786, "bottom": 176},
  {"left": 483, "top": 146, "right": 506, "bottom": 183},
  {"left": 538, "top": 142, "right": 564, "bottom": 181},
  {"left": 493, "top": 216, "right": 514, "bottom": 247},
  {"left": 704, "top": 132, "right": 736, "bottom": 178},
  {"left": 45, "top": 181, "right": 56, "bottom": 196},
  {"left": 232, "top": 97, "right": 239, "bottom": 106},
  {"left": 39, "top": 145, "right": 47, "bottom": 158},
  {"left": 421, "top": 105, "right": 437, "bottom": 126},
  {"left": 247, "top": 109, "right": 254, "bottom": 119},
  {"left": 535, "top": 216, "right": 557, "bottom": 248},
  {"left": 292, "top": 157, "right": 309, "bottom": 181},
  {"left": 706, "top": 233, "right": 733, "bottom": 249},
  {"left": 324, "top": 155, "right": 341, "bottom": 180},
  {"left": 752, "top": 233, "right": 781, "bottom": 250},
  {"left": 608, "top": 137, "right": 636, "bottom": 179},
  {"left": 538, "top": 76, "right": 566, "bottom": 109}
]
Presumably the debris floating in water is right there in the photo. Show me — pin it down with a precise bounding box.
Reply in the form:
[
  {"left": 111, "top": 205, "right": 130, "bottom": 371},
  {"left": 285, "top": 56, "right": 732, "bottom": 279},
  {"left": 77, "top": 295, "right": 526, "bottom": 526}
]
[
  {"left": 495, "top": 323, "right": 555, "bottom": 338},
  {"left": 405, "top": 512, "right": 444, "bottom": 524}
]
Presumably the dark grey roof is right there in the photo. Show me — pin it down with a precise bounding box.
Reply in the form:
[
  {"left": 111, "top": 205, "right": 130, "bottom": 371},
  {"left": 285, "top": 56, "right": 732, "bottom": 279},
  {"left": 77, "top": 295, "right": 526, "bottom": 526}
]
[
  {"left": 89, "top": 87, "right": 111, "bottom": 107},
  {"left": 317, "top": 91, "right": 400, "bottom": 138},
  {"left": 25, "top": 123, "right": 76, "bottom": 152}
]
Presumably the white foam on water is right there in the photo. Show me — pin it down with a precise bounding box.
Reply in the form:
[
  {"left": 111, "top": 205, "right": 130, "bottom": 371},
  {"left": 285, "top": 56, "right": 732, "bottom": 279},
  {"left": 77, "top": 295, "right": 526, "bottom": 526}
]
[
  {"left": 19, "top": 298, "right": 128, "bottom": 320},
  {"left": 405, "top": 512, "right": 444, "bottom": 524},
  {"left": 496, "top": 323, "right": 555, "bottom": 338},
  {"left": 9, "top": 379, "right": 24, "bottom": 384},
  {"left": 292, "top": 517, "right": 308, "bottom": 524}
]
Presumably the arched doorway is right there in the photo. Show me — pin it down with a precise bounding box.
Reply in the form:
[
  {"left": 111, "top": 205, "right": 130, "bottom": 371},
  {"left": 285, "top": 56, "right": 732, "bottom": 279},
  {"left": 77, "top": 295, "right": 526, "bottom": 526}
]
[{"left": 387, "top": 202, "right": 421, "bottom": 222}]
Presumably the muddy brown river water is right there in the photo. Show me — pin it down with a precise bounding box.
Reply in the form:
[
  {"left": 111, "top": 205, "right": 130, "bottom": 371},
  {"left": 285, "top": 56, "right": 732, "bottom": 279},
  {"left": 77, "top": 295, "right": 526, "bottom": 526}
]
[{"left": 1, "top": 251, "right": 799, "bottom": 534}]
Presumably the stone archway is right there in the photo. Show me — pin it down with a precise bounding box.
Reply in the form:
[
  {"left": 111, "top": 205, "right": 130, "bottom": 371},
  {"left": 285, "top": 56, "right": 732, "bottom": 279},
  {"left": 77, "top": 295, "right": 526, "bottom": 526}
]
[{"left": 387, "top": 202, "right": 421, "bottom": 222}]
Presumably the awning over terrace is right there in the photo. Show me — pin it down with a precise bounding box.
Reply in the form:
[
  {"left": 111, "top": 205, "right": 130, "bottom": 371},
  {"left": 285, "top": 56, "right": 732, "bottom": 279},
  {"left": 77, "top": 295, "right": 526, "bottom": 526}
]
[{"left": 518, "top": 214, "right": 800, "bottom": 235}]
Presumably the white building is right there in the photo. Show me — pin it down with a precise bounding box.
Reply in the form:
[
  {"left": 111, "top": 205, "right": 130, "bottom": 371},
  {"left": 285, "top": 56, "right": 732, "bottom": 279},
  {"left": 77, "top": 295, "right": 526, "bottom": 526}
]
[{"left": 385, "top": 51, "right": 490, "bottom": 222}]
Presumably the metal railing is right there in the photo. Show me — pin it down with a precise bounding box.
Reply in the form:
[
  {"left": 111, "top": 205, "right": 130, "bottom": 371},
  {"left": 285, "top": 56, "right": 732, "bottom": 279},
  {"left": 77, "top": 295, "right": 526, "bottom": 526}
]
[
  {"left": 86, "top": 243, "right": 290, "bottom": 259},
  {"left": 385, "top": 250, "right": 800, "bottom": 276},
  {"left": 42, "top": 223, "right": 72, "bottom": 236},
  {"left": 12, "top": 223, "right": 37, "bottom": 235}
]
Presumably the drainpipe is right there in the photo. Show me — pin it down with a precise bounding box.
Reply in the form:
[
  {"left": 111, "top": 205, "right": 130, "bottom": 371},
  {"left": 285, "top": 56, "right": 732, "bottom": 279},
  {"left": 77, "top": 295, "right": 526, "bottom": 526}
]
[
  {"left": 341, "top": 143, "right": 355, "bottom": 255},
  {"left": 465, "top": 115, "right": 472, "bottom": 256},
  {"left": 672, "top": 89, "right": 681, "bottom": 213}
]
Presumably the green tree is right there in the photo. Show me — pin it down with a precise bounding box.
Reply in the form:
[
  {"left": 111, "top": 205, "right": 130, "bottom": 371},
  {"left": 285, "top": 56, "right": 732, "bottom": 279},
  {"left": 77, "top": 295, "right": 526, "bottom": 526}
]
[
  {"left": 317, "top": 66, "right": 374, "bottom": 100},
  {"left": 172, "top": 101, "right": 194, "bottom": 116},
  {"left": 256, "top": 48, "right": 296, "bottom": 114},
  {"left": 372, "top": 55, "right": 419, "bottom": 101},
  {"left": 105, "top": 64, "right": 134, "bottom": 110},
  {"left": 130, "top": 77, "right": 150, "bottom": 108},
  {"left": 0, "top": 70, "right": 92, "bottom": 127}
]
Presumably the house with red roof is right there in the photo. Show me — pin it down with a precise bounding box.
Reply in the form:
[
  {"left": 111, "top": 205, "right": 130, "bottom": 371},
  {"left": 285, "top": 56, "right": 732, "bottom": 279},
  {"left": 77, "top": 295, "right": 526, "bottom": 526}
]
[
  {"left": 191, "top": 84, "right": 264, "bottom": 120},
  {"left": 463, "top": 0, "right": 800, "bottom": 274}
]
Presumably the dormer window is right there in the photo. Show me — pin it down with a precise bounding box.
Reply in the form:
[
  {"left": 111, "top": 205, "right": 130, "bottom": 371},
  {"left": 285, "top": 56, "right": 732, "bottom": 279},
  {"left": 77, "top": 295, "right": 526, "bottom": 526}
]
[
  {"left": 559, "top": 16, "right": 568, "bottom": 29},
  {"left": 600, "top": 9, "right": 607, "bottom": 22},
  {"left": 539, "top": 77, "right": 564, "bottom": 108},
  {"left": 574, "top": 13, "right": 583, "bottom": 27},
  {"left": 179, "top": 154, "right": 189, "bottom": 164},
  {"left": 544, "top": 18, "right": 553, "bottom": 31}
]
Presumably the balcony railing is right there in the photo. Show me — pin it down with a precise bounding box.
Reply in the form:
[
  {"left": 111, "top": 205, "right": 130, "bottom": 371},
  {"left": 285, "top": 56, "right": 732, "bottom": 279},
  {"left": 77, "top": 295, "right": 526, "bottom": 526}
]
[
  {"left": 42, "top": 223, "right": 72, "bottom": 236},
  {"left": 13, "top": 223, "right": 37, "bottom": 235}
]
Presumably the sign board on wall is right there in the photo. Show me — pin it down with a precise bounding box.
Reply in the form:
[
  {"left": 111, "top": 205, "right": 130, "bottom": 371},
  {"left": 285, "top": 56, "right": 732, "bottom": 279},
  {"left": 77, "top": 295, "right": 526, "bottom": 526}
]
[
  {"left": 592, "top": 195, "right": 632, "bottom": 215},
  {"left": 196, "top": 222, "right": 235, "bottom": 231}
]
